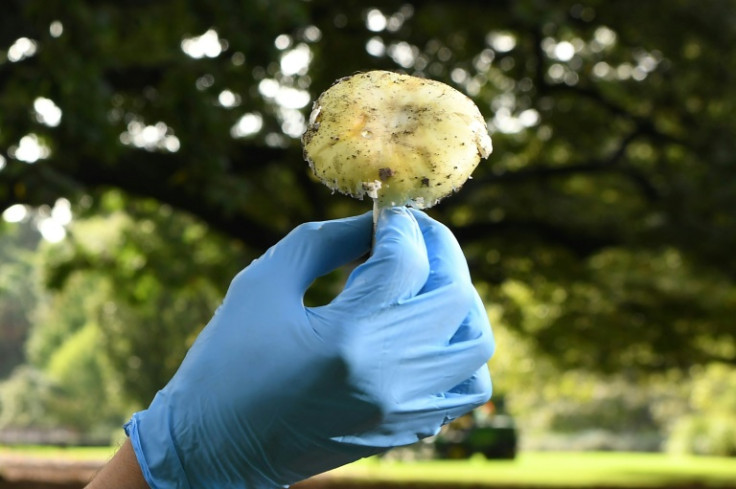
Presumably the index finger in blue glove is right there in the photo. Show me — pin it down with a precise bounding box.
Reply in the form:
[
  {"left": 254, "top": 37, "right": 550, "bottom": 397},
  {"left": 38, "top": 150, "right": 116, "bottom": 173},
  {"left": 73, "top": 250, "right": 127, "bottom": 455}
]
[
  {"left": 380, "top": 211, "right": 494, "bottom": 397},
  {"left": 410, "top": 209, "right": 472, "bottom": 295},
  {"left": 331, "top": 207, "right": 429, "bottom": 309},
  {"left": 376, "top": 210, "right": 478, "bottom": 345}
]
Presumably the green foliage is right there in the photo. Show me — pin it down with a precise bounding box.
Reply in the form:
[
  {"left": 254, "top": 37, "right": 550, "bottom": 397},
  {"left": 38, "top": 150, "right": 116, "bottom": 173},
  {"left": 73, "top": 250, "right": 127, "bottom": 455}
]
[
  {"left": 493, "top": 247, "right": 736, "bottom": 371},
  {"left": 668, "top": 416, "right": 736, "bottom": 458},
  {"left": 37, "top": 195, "right": 245, "bottom": 406},
  {"left": 25, "top": 266, "right": 98, "bottom": 368},
  {"left": 0, "top": 195, "right": 245, "bottom": 434},
  {"left": 43, "top": 321, "right": 126, "bottom": 431},
  {"left": 1, "top": 268, "right": 131, "bottom": 434},
  {"left": 0, "top": 356, "right": 129, "bottom": 438},
  {"left": 0, "top": 366, "right": 56, "bottom": 429},
  {"left": 489, "top": 304, "right": 736, "bottom": 455},
  {"left": 0, "top": 221, "right": 41, "bottom": 378},
  {"left": 666, "top": 363, "right": 736, "bottom": 456},
  {"left": 489, "top": 316, "right": 663, "bottom": 451}
]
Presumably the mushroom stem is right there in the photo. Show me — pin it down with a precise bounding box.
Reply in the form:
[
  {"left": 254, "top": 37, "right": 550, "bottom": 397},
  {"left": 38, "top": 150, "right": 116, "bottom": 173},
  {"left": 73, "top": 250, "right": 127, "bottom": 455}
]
[
  {"left": 372, "top": 199, "right": 380, "bottom": 250},
  {"left": 372, "top": 199, "right": 380, "bottom": 230}
]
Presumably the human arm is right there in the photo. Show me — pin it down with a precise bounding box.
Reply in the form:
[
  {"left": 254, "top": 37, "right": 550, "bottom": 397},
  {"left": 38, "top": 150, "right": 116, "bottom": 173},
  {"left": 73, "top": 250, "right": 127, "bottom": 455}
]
[{"left": 85, "top": 439, "right": 149, "bottom": 489}]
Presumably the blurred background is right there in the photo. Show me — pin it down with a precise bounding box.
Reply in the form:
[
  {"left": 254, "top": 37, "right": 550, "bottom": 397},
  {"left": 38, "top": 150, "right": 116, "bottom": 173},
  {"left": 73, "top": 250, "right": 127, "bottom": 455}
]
[{"left": 1, "top": 0, "right": 735, "bottom": 486}]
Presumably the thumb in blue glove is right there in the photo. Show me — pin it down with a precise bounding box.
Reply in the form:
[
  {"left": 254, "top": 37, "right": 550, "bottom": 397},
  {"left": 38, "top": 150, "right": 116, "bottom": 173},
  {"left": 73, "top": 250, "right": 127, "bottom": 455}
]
[{"left": 125, "top": 207, "right": 494, "bottom": 488}]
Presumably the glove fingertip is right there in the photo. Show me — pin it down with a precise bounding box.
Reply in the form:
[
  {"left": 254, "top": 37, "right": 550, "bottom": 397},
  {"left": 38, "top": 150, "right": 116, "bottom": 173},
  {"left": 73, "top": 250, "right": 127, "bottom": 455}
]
[
  {"left": 375, "top": 206, "right": 420, "bottom": 240},
  {"left": 333, "top": 207, "right": 428, "bottom": 308}
]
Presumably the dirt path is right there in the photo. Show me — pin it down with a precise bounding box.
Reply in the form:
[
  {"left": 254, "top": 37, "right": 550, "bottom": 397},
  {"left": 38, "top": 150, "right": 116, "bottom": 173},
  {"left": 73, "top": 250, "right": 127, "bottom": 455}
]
[
  {"left": 0, "top": 457, "right": 345, "bottom": 489},
  {"left": 0, "top": 455, "right": 101, "bottom": 489}
]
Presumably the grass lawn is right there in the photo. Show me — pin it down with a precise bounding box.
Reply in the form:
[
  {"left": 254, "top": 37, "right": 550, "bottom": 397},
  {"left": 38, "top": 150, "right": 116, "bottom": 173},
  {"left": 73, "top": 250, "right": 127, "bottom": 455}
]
[
  {"left": 1, "top": 447, "right": 734, "bottom": 487},
  {"left": 0, "top": 444, "right": 116, "bottom": 462},
  {"left": 325, "top": 452, "right": 736, "bottom": 487}
]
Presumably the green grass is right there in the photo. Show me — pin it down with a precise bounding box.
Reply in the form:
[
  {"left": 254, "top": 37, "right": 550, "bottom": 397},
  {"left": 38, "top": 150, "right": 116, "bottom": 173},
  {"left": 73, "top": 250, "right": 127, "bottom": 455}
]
[
  {"left": 1, "top": 447, "right": 734, "bottom": 487},
  {"left": 0, "top": 444, "right": 116, "bottom": 461},
  {"left": 327, "top": 452, "right": 736, "bottom": 487}
]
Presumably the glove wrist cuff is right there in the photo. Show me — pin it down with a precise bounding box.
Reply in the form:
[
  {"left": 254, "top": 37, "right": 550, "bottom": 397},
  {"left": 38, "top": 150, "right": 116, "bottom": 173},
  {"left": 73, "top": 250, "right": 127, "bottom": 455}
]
[
  {"left": 125, "top": 409, "right": 285, "bottom": 489},
  {"left": 125, "top": 413, "right": 191, "bottom": 489}
]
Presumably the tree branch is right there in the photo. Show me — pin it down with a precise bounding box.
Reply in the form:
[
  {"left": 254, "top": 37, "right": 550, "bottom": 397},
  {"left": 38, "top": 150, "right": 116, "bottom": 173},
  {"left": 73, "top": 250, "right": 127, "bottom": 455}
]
[
  {"left": 74, "top": 150, "right": 287, "bottom": 249},
  {"left": 0, "top": 146, "right": 291, "bottom": 251},
  {"left": 453, "top": 218, "right": 619, "bottom": 257},
  {"left": 473, "top": 130, "right": 659, "bottom": 200}
]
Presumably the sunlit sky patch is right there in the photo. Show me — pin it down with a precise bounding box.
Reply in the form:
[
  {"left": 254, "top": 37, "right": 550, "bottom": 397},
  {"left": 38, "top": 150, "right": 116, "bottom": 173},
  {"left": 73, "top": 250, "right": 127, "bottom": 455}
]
[
  {"left": 364, "top": 6, "right": 412, "bottom": 34},
  {"left": 252, "top": 38, "right": 314, "bottom": 139},
  {"left": 366, "top": 37, "right": 385, "bottom": 57},
  {"left": 274, "top": 34, "right": 292, "bottom": 50},
  {"left": 387, "top": 41, "right": 417, "bottom": 69},
  {"left": 303, "top": 26, "right": 322, "bottom": 43},
  {"left": 258, "top": 87, "right": 309, "bottom": 138},
  {"left": 38, "top": 198, "right": 72, "bottom": 242},
  {"left": 49, "top": 20, "right": 63, "bottom": 38},
  {"left": 231, "top": 113, "right": 263, "bottom": 138},
  {"left": 218, "top": 89, "right": 241, "bottom": 108},
  {"left": 2, "top": 204, "right": 27, "bottom": 223},
  {"left": 37, "top": 218, "right": 66, "bottom": 242},
  {"left": 278, "top": 108, "right": 306, "bottom": 138},
  {"left": 593, "top": 26, "right": 617, "bottom": 50},
  {"left": 34, "top": 97, "right": 63, "bottom": 127},
  {"left": 486, "top": 32, "right": 516, "bottom": 53},
  {"left": 119, "top": 120, "right": 180, "bottom": 152},
  {"left": 280, "top": 43, "right": 311, "bottom": 76},
  {"left": 195, "top": 74, "right": 215, "bottom": 91},
  {"left": 553, "top": 41, "right": 575, "bottom": 62},
  {"left": 181, "top": 29, "right": 225, "bottom": 59},
  {"left": 7, "top": 37, "right": 37, "bottom": 62},
  {"left": 51, "top": 198, "right": 72, "bottom": 226},
  {"left": 492, "top": 107, "right": 541, "bottom": 134},
  {"left": 258, "top": 79, "right": 310, "bottom": 109},
  {"left": 488, "top": 91, "right": 541, "bottom": 135},
  {"left": 11, "top": 134, "right": 50, "bottom": 163},
  {"left": 451, "top": 68, "right": 469, "bottom": 84},
  {"left": 276, "top": 87, "right": 310, "bottom": 109},
  {"left": 2, "top": 198, "right": 72, "bottom": 243},
  {"left": 366, "top": 9, "right": 387, "bottom": 32},
  {"left": 265, "top": 132, "right": 287, "bottom": 148}
]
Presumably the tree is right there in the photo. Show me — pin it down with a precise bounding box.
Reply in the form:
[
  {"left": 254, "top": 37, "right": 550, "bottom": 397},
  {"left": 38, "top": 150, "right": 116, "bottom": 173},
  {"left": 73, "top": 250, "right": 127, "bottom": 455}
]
[
  {"left": 0, "top": 220, "right": 41, "bottom": 378},
  {"left": 32, "top": 194, "right": 242, "bottom": 406},
  {"left": 666, "top": 363, "right": 736, "bottom": 456},
  {"left": 1, "top": 0, "right": 735, "bottom": 375}
]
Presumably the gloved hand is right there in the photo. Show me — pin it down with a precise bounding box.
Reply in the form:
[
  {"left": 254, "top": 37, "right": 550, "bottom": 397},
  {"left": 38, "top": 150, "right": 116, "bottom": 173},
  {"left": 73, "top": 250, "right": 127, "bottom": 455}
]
[{"left": 125, "top": 207, "right": 494, "bottom": 489}]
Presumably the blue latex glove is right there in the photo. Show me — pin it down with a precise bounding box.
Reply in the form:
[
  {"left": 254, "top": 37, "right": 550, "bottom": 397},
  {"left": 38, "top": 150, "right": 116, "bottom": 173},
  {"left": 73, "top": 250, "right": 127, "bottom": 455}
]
[{"left": 125, "top": 207, "right": 494, "bottom": 488}]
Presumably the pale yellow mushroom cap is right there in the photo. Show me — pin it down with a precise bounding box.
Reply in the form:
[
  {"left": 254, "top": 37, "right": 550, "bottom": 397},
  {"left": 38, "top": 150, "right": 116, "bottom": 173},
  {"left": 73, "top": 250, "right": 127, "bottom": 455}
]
[{"left": 302, "top": 70, "right": 492, "bottom": 209}]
